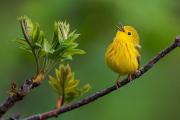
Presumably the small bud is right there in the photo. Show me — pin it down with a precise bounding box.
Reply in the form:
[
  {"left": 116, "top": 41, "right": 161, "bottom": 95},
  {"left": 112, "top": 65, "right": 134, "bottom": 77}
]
[
  {"left": 32, "top": 72, "right": 45, "bottom": 84},
  {"left": 9, "top": 81, "right": 18, "bottom": 96}
]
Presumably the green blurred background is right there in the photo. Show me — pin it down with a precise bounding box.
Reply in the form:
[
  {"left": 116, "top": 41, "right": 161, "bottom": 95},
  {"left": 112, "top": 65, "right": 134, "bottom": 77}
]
[{"left": 0, "top": 0, "right": 180, "bottom": 119}]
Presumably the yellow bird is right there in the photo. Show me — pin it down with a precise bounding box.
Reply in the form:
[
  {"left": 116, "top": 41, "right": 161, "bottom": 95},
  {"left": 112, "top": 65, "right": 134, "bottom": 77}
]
[{"left": 105, "top": 24, "right": 141, "bottom": 86}]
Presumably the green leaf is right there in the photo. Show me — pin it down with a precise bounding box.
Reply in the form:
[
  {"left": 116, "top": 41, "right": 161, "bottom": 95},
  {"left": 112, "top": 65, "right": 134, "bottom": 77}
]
[
  {"left": 63, "top": 42, "right": 79, "bottom": 49},
  {"left": 18, "top": 16, "right": 34, "bottom": 38},
  {"left": 16, "top": 39, "right": 32, "bottom": 52},
  {"left": 66, "top": 49, "right": 86, "bottom": 55},
  {"left": 53, "top": 22, "right": 63, "bottom": 44},
  {"left": 66, "top": 32, "right": 80, "bottom": 42},
  {"left": 81, "top": 84, "right": 91, "bottom": 94},
  {"left": 19, "top": 46, "right": 32, "bottom": 53},
  {"left": 32, "top": 23, "right": 40, "bottom": 44},
  {"left": 61, "top": 54, "right": 72, "bottom": 61},
  {"left": 34, "top": 43, "right": 42, "bottom": 49},
  {"left": 49, "top": 76, "right": 61, "bottom": 95},
  {"left": 16, "top": 39, "right": 28, "bottom": 46},
  {"left": 40, "top": 39, "right": 54, "bottom": 56}
]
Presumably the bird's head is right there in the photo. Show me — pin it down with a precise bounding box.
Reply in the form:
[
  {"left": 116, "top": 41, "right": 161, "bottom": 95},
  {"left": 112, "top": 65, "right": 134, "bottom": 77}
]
[{"left": 116, "top": 24, "right": 140, "bottom": 44}]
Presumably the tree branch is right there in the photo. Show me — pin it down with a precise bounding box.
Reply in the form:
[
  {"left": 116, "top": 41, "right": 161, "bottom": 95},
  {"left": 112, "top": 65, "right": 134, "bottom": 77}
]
[
  {"left": 0, "top": 80, "right": 32, "bottom": 118},
  {"left": 23, "top": 35, "right": 180, "bottom": 120},
  {"left": 0, "top": 78, "right": 40, "bottom": 118}
]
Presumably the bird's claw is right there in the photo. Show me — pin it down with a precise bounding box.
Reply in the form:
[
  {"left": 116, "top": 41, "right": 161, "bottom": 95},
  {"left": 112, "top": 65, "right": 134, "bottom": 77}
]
[
  {"left": 128, "top": 74, "right": 133, "bottom": 81},
  {"left": 115, "top": 80, "right": 121, "bottom": 89},
  {"left": 135, "top": 70, "right": 141, "bottom": 76}
]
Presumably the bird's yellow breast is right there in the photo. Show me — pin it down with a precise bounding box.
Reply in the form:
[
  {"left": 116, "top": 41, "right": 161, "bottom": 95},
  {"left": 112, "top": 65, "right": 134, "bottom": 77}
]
[{"left": 105, "top": 32, "right": 139, "bottom": 75}]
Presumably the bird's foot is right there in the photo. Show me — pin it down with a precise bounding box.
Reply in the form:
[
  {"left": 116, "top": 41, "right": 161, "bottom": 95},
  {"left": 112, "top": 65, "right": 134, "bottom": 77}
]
[
  {"left": 135, "top": 69, "right": 141, "bottom": 76},
  {"left": 115, "top": 80, "right": 121, "bottom": 89},
  {"left": 128, "top": 74, "right": 133, "bottom": 81}
]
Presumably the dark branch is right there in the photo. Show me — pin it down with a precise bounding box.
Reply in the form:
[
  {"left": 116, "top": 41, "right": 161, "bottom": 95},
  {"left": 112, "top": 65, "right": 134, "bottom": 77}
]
[
  {"left": 23, "top": 35, "right": 180, "bottom": 120},
  {"left": 0, "top": 80, "right": 30, "bottom": 118},
  {"left": 0, "top": 79, "right": 40, "bottom": 118}
]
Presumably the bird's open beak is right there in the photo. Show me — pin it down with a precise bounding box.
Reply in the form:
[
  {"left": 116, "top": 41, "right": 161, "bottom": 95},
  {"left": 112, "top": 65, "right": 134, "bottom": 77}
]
[{"left": 116, "top": 24, "right": 125, "bottom": 32}]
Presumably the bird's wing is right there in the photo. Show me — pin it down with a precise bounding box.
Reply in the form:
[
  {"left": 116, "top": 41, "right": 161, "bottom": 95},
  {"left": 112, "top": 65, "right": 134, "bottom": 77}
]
[{"left": 135, "top": 44, "right": 141, "bottom": 69}]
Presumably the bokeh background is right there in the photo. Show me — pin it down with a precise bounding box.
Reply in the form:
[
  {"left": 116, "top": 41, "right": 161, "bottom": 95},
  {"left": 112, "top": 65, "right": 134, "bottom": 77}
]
[{"left": 0, "top": 0, "right": 180, "bottom": 119}]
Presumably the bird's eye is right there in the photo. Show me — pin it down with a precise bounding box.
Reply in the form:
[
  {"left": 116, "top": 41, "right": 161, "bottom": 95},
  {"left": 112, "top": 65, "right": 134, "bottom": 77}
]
[{"left": 128, "top": 32, "right": 131, "bottom": 35}]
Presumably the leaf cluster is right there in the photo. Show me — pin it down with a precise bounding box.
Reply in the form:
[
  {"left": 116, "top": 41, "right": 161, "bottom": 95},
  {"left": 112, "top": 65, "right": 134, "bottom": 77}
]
[
  {"left": 49, "top": 64, "right": 91, "bottom": 103},
  {"left": 17, "top": 16, "right": 85, "bottom": 74}
]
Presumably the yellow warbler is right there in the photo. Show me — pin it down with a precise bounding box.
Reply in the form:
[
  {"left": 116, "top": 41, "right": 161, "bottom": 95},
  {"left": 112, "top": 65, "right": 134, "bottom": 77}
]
[{"left": 105, "top": 24, "right": 141, "bottom": 86}]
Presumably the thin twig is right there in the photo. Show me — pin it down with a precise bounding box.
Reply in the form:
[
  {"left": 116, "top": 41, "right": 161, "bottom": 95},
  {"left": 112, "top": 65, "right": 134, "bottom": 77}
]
[{"left": 23, "top": 36, "right": 180, "bottom": 120}]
